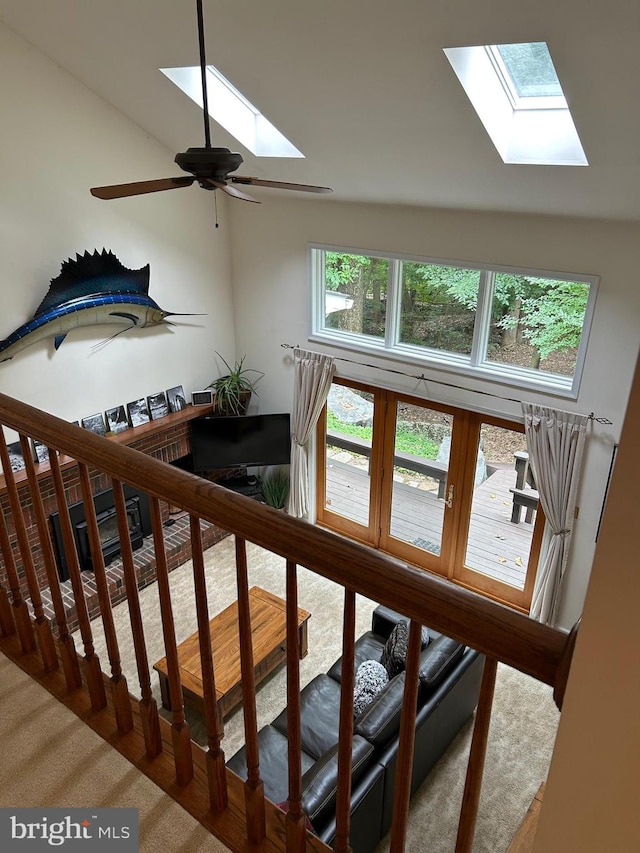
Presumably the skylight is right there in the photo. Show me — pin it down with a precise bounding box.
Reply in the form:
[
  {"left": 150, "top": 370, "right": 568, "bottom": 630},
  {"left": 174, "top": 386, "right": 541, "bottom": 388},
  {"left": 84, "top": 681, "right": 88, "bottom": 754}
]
[
  {"left": 488, "top": 43, "right": 566, "bottom": 109},
  {"left": 161, "top": 65, "right": 304, "bottom": 158},
  {"left": 443, "top": 41, "right": 587, "bottom": 166}
]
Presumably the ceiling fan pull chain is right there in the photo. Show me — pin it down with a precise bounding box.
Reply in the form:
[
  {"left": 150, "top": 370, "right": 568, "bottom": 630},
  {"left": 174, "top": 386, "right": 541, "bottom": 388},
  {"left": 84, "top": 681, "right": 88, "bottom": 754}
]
[{"left": 214, "top": 190, "right": 219, "bottom": 228}]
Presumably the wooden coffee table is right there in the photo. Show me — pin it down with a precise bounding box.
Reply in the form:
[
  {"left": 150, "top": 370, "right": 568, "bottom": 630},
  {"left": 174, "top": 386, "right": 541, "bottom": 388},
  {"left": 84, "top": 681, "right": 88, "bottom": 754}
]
[{"left": 153, "top": 586, "right": 311, "bottom": 730}]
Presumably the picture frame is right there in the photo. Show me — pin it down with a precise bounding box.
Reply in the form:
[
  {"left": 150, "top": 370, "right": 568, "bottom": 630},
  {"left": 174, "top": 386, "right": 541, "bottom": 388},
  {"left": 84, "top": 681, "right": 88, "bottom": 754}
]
[
  {"left": 147, "top": 391, "right": 169, "bottom": 421},
  {"left": 31, "top": 438, "right": 52, "bottom": 465},
  {"left": 81, "top": 413, "right": 107, "bottom": 437},
  {"left": 166, "top": 385, "right": 187, "bottom": 413},
  {"left": 105, "top": 405, "right": 129, "bottom": 435},
  {"left": 192, "top": 390, "right": 213, "bottom": 406},
  {"left": 5, "top": 440, "right": 26, "bottom": 473},
  {"left": 127, "top": 398, "right": 150, "bottom": 427}
]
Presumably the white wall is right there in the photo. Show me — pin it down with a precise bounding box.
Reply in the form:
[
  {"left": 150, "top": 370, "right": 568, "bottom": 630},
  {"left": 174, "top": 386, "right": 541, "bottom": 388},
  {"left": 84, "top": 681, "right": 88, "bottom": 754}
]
[
  {"left": 0, "top": 23, "right": 236, "bottom": 424},
  {"left": 532, "top": 349, "right": 640, "bottom": 852},
  {"left": 228, "top": 196, "right": 640, "bottom": 628}
]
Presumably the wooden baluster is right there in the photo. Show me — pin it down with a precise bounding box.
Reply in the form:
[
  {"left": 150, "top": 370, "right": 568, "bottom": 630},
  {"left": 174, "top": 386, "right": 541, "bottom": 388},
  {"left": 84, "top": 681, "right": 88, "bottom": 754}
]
[
  {"left": 112, "top": 479, "right": 162, "bottom": 758},
  {"left": 389, "top": 619, "right": 422, "bottom": 853},
  {"left": 236, "top": 535, "right": 266, "bottom": 844},
  {"left": 455, "top": 656, "right": 498, "bottom": 853},
  {"left": 190, "top": 514, "right": 227, "bottom": 812},
  {"left": 48, "top": 452, "right": 106, "bottom": 710},
  {"left": 149, "top": 495, "right": 193, "bottom": 785},
  {"left": 0, "top": 502, "right": 34, "bottom": 650},
  {"left": 20, "top": 436, "right": 82, "bottom": 691},
  {"left": 78, "top": 463, "right": 133, "bottom": 733},
  {"left": 334, "top": 588, "right": 356, "bottom": 853},
  {"left": 0, "top": 571, "right": 15, "bottom": 638},
  {"left": 0, "top": 429, "right": 57, "bottom": 670},
  {"left": 285, "top": 559, "right": 306, "bottom": 853}
]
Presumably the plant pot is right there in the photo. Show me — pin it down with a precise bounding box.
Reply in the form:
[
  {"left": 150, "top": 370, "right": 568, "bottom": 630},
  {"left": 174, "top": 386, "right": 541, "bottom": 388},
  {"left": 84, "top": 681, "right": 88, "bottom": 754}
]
[{"left": 211, "top": 388, "right": 252, "bottom": 416}]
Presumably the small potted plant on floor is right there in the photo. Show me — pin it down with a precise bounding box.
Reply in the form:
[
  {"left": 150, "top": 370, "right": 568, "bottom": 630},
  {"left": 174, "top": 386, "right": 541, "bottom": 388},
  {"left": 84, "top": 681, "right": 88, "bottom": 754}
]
[
  {"left": 207, "top": 353, "right": 264, "bottom": 416},
  {"left": 260, "top": 466, "right": 290, "bottom": 510}
]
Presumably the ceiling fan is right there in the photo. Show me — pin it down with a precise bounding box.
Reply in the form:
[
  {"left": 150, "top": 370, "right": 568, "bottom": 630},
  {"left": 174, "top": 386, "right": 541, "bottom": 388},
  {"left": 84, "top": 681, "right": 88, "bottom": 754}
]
[{"left": 90, "top": 0, "right": 332, "bottom": 204}]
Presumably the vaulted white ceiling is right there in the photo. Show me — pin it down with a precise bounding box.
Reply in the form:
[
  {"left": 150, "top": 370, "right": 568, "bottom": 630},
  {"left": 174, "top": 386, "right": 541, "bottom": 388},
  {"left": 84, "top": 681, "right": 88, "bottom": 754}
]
[{"left": 1, "top": 0, "right": 638, "bottom": 220}]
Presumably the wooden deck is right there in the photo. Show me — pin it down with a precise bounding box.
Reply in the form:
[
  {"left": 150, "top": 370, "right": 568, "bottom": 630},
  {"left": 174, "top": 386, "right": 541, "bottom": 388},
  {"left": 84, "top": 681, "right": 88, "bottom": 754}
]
[{"left": 325, "top": 460, "right": 536, "bottom": 589}]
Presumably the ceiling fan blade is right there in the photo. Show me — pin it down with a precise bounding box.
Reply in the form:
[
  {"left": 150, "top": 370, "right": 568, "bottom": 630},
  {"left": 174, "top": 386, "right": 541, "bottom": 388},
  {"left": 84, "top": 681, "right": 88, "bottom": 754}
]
[
  {"left": 230, "top": 175, "right": 333, "bottom": 194},
  {"left": 206, "top": 179, "right": 261, "bottom": 204},
  {"left": 90, "top": 177, "right": 195, "bottom": 199}
]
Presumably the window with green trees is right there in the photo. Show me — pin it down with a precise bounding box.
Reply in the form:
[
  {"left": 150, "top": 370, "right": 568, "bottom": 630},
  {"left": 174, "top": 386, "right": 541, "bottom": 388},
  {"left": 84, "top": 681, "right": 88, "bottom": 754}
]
[{"left": 311, "top": 246, "right": 597, "bottom": 396}]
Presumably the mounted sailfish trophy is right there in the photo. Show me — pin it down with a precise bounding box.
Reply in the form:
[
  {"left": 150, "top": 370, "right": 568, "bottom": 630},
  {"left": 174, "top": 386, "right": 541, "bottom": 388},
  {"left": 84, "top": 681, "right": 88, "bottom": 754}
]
[{"left": 0, "top": 249, "right": 198, "bottom": 363}]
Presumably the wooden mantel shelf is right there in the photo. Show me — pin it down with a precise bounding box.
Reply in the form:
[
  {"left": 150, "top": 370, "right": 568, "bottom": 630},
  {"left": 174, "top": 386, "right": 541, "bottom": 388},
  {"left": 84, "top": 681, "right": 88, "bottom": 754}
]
[{"left": 0, "top": 403, "right": 212, "bottom": 495}]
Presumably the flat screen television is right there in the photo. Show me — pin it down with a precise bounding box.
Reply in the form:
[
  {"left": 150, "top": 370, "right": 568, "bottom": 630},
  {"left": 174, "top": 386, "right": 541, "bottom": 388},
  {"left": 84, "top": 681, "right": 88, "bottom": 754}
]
[{"left": 190, "top": 413, "right": 291, "bottom": 472}]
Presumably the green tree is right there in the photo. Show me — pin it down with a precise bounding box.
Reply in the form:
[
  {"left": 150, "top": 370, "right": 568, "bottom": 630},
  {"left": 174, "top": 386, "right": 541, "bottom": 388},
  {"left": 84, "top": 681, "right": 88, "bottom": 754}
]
[
  {"left": 324, "top": 253, "right": 589, "bottom": 367},
  {"left": 440, "top": 269, "right": 588, "bottom": 363},
  {"left": 507, "top": 278, "right": 589, "bottom": 359},
  {"left": 325, "top": 253, "right": 388, "bottom": 335}
]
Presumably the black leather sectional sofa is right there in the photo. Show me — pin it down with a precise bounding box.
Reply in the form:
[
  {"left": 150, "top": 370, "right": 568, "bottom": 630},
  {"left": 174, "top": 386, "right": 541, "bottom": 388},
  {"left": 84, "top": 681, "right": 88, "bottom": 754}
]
[{"left": 227, "top": 606, "right": 484, "bottom": 853}]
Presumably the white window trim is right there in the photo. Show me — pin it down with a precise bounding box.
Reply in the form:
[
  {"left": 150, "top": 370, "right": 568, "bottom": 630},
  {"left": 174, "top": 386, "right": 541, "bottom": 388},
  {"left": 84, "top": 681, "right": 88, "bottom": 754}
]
[{"left": 309, "top": 243, "right": 599, "bottom": 400}]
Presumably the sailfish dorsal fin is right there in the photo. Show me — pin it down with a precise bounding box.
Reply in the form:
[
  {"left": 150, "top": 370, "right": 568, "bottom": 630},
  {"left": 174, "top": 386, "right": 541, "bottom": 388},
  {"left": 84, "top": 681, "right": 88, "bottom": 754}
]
[{"left": 34, "top": 249, "right": 151, "bottom": 318}]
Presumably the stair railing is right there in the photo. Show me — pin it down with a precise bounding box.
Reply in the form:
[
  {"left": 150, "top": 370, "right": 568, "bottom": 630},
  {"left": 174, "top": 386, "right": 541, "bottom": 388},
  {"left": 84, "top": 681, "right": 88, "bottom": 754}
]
[{"left": 0, "top": 392, "right": 572, "bottom": 853}]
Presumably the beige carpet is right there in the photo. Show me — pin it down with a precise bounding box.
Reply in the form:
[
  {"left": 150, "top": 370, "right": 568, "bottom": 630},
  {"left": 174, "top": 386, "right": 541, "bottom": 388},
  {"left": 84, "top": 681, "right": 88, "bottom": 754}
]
[
  {"left": 0, "top": 651, "right": 230, "bottom": 852},
  {"left": 73, "top": 535, "right": 559, "bottom": 851}
]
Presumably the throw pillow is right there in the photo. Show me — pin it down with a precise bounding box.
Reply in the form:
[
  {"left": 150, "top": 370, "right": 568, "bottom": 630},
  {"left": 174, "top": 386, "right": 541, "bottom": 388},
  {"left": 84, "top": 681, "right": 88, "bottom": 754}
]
[
  {"left": 353, "top": 659, "right": 389, "bottom": 717},
  {"left": 381, "top": 620, "right": 409, "bottom": 677}
]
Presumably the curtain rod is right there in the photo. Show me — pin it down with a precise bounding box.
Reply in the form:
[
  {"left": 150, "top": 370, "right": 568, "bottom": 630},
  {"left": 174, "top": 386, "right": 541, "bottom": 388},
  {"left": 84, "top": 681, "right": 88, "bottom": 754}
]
[{"left": 280, "top": 343, "right": 613, "bottom": 425}]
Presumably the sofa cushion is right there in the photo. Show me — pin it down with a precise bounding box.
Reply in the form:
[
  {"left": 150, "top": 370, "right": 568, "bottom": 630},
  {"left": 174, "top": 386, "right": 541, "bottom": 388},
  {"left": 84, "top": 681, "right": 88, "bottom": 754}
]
[
  {"left": 301, "top": 734, "right": 375, "bottom": 830},
  {"left": 327, "top": 631, "right": 386, "bottom": 684},
  {"left": 354, "top": 671, "right": 407, "bottom": 748},
  {"left": 226, "top": 725, "right": 316, "bottom": 806},
  {"left": 272, "top": 673, "right": 342, "bottom": 759},
  {"left": 353, "top": 660, "right": 389, "bottom": 717},
  {"left": 419, "top": 635, "right": 466, "bottom": 693}
]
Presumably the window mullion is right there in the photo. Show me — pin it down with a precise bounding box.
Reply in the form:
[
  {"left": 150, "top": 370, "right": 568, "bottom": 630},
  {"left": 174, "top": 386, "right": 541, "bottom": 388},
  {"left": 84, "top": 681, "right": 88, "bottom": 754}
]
[
  {"left": 470, "top": 270, "right": 494, "bottom": 366},
  {"left": 385, "top": 259, "right": 402, "bottom": 349}
]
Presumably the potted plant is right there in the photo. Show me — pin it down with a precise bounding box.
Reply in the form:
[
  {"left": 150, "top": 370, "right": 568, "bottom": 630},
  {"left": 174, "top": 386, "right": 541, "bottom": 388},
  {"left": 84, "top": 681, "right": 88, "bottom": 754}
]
[
  {"left": 207, "top": 353, "right": 264, "bottom": 416},
  {"left": 260, "top": 466, "right": 290, "bottom": 510}
]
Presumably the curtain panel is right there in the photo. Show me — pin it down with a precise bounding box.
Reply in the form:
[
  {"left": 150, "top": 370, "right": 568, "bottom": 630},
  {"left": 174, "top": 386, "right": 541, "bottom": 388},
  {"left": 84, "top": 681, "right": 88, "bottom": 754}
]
[
  {"left": 522, "top": 403, "right": 588, "bottom": 625},
  {"left": 287, "top": 348, "right": 336, "bottom": 518}
]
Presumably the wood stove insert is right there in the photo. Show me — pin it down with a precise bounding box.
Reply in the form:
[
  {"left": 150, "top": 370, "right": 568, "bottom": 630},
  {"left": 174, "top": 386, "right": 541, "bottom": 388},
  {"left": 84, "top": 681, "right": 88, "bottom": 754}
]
[{"left": 50, "top": 485, "right": 152, "bottom": 581}]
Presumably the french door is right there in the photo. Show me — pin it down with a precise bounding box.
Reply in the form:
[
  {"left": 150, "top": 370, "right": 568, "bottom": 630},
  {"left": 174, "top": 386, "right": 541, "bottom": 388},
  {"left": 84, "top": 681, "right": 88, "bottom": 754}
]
[{"left": 316, "top": 378, "right": 543, "bottom": 611}]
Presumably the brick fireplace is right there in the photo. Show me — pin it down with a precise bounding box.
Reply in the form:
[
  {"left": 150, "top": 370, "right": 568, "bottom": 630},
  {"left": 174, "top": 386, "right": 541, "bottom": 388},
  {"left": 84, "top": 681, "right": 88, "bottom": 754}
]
[{"left": 0, "top": 405, "right": 228, "bottom": 632}]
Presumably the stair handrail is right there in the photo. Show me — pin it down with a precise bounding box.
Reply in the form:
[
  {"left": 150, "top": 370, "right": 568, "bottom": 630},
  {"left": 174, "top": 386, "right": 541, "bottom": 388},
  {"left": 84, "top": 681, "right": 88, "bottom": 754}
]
[{"left": 0, "top": 391, "right": 566, "bottom": 688}]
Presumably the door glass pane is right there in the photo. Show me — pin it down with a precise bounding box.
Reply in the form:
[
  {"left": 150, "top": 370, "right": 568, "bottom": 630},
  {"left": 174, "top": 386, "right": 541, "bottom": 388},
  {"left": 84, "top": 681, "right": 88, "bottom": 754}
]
[
  {"left": 324, "top": 385, "right": 374, "bottom": 526},
  {"left": 389, "top": 403, "right": 452, "bottom": 554},
  {"left": 486, "top": 272, "right": 591, "bottom": 379},
  {"left": 399, "top": 262, "right": 480, "bottom": 355},
  {"left": 465, "top": 424, "right": 537, "bottom": 589}
]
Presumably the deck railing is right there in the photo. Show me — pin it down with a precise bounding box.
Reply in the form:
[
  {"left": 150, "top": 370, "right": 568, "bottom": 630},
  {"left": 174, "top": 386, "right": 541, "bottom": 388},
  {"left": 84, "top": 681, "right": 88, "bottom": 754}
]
[{"left": 0, "top": 392, "right": 574, "bottom": 853}]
